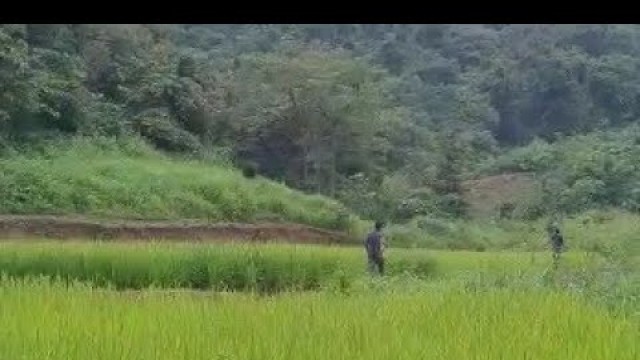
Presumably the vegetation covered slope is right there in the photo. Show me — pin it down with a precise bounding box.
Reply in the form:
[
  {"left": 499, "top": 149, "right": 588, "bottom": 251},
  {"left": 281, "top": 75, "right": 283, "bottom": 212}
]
[
  {"left": 477, "top": 124, "right": 640, "bottom": 216},
  {"left": 0, "top": 137, "right": 356, "bottom": 231}
]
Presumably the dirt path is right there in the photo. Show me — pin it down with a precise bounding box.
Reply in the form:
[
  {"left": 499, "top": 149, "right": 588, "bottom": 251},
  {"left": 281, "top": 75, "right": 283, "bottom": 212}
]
[{"left": 0, "top": 215, "right": 349, "bottom": 245}]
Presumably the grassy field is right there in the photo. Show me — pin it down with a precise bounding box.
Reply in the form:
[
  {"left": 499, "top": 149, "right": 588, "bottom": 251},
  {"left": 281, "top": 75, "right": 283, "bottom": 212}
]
[
  {"left": 0, "top": 242, "right": 434, "bottom": 291},
  {"left": 388, "top": 209, "right": 640, "bottom": 251},
  {"left": 0, "top": 278, "right": 637, "bottom": 360},
  {"left": 0, "top": 241, "right": 602, "bottom": 292},
  {"left": 0, "top": 240, "right": 637, "bottom": 359}
]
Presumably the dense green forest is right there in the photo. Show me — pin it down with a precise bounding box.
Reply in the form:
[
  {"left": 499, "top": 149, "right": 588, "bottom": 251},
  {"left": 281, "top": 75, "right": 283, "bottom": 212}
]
[{"left": 1, "top": 24, "right": 639, "bottom": 223}]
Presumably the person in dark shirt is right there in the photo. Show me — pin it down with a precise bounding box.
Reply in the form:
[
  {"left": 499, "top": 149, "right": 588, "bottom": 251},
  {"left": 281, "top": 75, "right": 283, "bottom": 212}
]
[
  {"left": 548, "top": 224, "right": 565, "bottom": 267},
  {"left": 364, "top": 221, "right": 386, "bottom": 275}
]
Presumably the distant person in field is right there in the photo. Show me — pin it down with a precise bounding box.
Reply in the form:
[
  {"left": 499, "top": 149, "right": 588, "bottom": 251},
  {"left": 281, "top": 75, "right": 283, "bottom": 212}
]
[
  {"left": 548, "top": 224, "right": 565, "bottom": 266},
  {"left": 365, "top": 221, "right": 386, "bottom": 275}
]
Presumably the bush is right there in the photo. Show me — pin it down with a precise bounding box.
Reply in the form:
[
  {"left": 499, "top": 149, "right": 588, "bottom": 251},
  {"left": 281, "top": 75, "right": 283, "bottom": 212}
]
[
  {"left": 478, "top": 125, "right": 640, "bottom": 217},
  {"left": 415, "top": 216, "right": 454, "bottom": 236},
  {"left": 241, "top": 162, "right": 258, "bottom": 178},
  {"left": 132, "top": 109, "right": 203, "bottom": 154}
]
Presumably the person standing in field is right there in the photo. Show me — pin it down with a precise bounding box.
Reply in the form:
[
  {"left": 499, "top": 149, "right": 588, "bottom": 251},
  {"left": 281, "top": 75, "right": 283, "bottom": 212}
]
[
  {"left": 548, "top": 224, "right": 565, "bottom": 267},
  {"left": 365, "top": 221, "right": 386, "bottom": 275}
]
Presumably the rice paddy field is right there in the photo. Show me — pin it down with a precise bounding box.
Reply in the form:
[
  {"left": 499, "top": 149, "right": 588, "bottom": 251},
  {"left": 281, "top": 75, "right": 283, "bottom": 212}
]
[{"left": 0, "top": 241, "right": 638, "bottom": 359}]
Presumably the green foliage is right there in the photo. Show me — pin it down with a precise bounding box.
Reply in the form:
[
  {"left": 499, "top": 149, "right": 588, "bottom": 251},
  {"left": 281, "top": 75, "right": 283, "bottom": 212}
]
[
  {"left": 483, "top": 125, "right": 640, "bottom": 214},
  {"left": 3, "top": 24, "right": 640, "bottom": 221},
  {"left": 0, "top": 137, "right": 357, "bottom": 230},
  {"left": 132, "top": 109, "right": 203, "bottom": 153},
  {"left": 0, "top": 27, "right": 38, "bottom": 132},
  {"left": 0, "top": 242, "right": 437, "bottom": 292},
  {"left": 385, "top": 209, "right": 639, "bottom": 251},
  {"left": 1, "top": 278, "right": 637, "bottom": 360},
  {"left": 222, "top": 49, "right": 401, "bottom": 196}
]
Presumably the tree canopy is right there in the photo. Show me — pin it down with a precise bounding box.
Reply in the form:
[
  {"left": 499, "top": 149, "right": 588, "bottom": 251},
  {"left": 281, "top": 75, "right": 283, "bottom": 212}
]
[{"left": 2, "top": 24, "right": 640, "bottom": 220}]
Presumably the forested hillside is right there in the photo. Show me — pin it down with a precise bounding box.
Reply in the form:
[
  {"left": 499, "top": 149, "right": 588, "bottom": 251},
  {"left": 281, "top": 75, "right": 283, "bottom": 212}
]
[{"left": 2, "top": 24, "right": 639, "bottom": 222}]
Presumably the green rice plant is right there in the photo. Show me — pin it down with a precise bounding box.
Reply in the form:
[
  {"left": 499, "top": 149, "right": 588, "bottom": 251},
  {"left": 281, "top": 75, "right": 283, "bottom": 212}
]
[
  {"left": 0, "top": 278, "right": 636, "bottom": 360},
  {"left": 0, "top": 242, "right": 441, "bottom": 292},
  {"left": 0, "top": 241, "right": 608, "bottom": 293}
]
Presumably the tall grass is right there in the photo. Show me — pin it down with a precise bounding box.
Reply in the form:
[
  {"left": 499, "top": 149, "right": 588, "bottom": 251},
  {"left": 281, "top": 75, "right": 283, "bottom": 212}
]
[
  {"left": 0, "top": 279, "right": 636, "bottom": 360},
  {"left": 388, "top": 209, "right": 640, "bottom": 251},
  {"left": 0, "top": 136, "right": 359, "bottom": 231},
  {"left": 0, "top": 242, "right": 441, "bottom": 291},
  {"left": 0, "top": 242, "right": 601, "bottom": 292}
]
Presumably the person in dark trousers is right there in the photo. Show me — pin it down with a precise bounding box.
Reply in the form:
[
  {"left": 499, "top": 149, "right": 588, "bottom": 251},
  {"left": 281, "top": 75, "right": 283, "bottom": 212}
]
[
  {"left": 548, "top": 224, "right": 565, "bottom": 268},
  {"left": 364, "top": 221, "right": 386, "bottom": 275}
]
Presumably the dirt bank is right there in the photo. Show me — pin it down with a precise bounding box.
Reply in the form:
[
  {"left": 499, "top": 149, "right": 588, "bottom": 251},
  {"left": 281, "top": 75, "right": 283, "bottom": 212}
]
[{"left": 0, "top": 215, "right": 349, "bottom": 244}]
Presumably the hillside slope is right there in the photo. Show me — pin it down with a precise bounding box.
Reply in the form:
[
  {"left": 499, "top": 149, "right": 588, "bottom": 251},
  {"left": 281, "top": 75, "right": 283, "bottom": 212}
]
[
  {"left": 0, "top": 138, "right": 359, "bottom": 232},
  {"left": 463, "top": 173, "right": 539, "bottom": 219}
]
